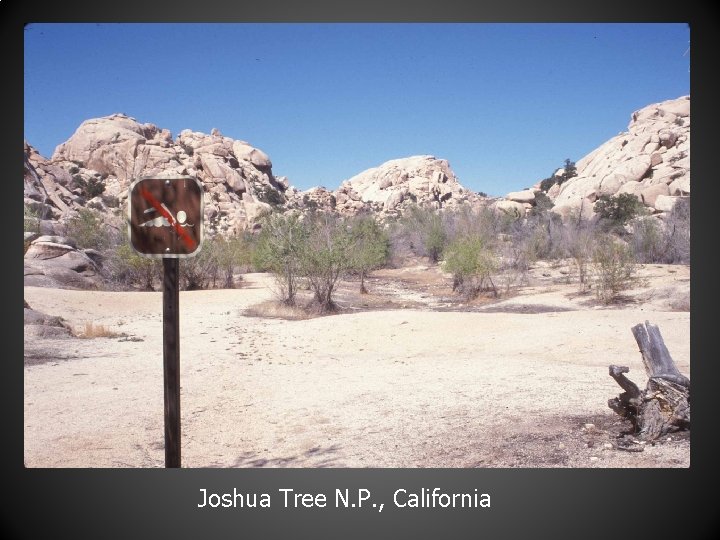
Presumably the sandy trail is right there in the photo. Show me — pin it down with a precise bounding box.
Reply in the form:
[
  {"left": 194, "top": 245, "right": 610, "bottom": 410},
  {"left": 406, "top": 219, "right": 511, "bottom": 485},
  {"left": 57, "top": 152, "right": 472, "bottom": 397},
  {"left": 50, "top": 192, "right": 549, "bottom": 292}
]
[{"left": 24, "top": 270, "right": 690, "bottom": 468}]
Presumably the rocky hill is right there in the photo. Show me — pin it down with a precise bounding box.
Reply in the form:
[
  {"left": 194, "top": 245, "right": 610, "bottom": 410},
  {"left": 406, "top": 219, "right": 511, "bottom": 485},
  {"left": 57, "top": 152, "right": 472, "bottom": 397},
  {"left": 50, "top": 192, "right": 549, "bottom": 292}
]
[
  {"left": 25, "top": 113, "right": 288, "bottom": 238},
  {"left": 285, "top": 155, "right": 484, "bottom": 218},
  {"left": 542, "top": 95, "right": 690, "bottom": 220}
]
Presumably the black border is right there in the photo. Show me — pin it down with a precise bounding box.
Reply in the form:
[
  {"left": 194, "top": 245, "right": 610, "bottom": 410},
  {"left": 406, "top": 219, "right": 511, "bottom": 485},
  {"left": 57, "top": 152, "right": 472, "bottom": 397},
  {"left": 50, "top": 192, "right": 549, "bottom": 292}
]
[{"left": 7, "top": 2, "right": 719, "bottom": 538}]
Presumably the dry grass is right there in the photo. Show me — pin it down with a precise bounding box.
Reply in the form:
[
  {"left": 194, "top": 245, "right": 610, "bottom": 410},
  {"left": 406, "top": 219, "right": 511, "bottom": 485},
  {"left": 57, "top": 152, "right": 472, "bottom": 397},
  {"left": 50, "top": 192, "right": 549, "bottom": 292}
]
[
  {"left": 75, "top": 322, "right": 124, "bottom": 339},
  {"left": 243, "top": 300, "right": 310, "bottom": 321}
]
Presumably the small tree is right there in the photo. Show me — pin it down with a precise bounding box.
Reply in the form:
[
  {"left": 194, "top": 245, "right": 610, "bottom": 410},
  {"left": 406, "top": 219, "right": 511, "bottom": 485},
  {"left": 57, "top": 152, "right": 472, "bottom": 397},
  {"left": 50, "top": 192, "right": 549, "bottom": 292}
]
[
  {"left": 594, "top": 193, "right": 646, "bottom": 226},
  {"left": 398, "top": 204, "right": 447, "bottom": 262},
  {"left": 301, "top": 214, "right": 353, "bottom": 312},
  {"left": 347, "top": 216, "right": 389, "bottom": 294},
  {"left": 561, "top": 224, "right": 598, "bottom": 290},
  {"left": 214, "top": 234, "right": 253, "bottom": 288},
  {"left": 563, "top": 158, "right": 577, "bottom": 181},
  {"left": 253, "top": 212, "right": 307, "bottom": 305}
]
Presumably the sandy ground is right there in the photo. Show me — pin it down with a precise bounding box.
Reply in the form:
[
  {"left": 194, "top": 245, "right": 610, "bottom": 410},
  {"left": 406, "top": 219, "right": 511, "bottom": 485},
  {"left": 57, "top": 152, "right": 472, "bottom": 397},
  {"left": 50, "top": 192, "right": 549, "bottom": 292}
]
[{"left": 24, "top": 263, "right": 690, "bottom": 468}]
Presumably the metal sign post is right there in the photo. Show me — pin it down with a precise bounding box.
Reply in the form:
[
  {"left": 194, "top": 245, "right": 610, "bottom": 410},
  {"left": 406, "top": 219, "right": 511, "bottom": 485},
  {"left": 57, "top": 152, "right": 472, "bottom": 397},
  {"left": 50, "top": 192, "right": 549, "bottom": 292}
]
[{"left": 128, "top": 176, "right": 204, "bottom": 468}]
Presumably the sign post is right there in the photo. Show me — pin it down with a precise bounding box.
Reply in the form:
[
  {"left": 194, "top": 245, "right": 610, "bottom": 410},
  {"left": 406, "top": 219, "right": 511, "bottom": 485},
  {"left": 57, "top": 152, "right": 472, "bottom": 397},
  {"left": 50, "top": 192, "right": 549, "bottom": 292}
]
[{"left": 128, "top": 176, "right": 203, "bottom": 468}]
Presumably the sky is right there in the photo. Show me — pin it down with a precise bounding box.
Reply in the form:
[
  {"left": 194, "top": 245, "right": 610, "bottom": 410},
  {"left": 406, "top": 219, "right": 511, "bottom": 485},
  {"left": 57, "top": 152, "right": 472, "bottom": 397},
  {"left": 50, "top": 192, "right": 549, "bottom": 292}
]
[{"left": 24, "top": 23, "right": 690, "bottom": 197}]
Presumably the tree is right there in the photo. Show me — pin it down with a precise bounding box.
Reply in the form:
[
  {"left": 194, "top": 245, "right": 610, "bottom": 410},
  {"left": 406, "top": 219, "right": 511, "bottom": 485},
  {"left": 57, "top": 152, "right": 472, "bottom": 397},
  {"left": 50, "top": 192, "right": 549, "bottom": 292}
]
[
  {"left": 563, "top": 158, "right": 577, "bottom": 181},
  {"left": 539, "top": 158, "right": 577, "bottom": 192},
  {"left": 593, "top": 193, "right": 646, "bottom": 226},
  {"left": 253, "top": 212, "right": 307, "bottom": 305},
  {"left": 347, "top": 216, "right": 389, "bottom": 294},
  {"left": 300, "top": 214, "right": 353, "bottom": 312}
]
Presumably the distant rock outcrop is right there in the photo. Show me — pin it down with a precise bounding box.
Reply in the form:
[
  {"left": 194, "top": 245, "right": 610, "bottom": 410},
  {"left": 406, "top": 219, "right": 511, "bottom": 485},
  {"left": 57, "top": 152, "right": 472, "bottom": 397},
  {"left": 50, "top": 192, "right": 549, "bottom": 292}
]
[
  {"left": 547, "top": 96, "right": 690, "bottom": 220},
  {"left": 286, "top": 155, "right": 484, "bottom": 218}
]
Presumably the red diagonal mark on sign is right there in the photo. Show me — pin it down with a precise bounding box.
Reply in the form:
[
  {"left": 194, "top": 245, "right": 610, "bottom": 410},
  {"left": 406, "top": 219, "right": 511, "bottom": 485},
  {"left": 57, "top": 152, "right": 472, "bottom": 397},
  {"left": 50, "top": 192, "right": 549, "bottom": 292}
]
[{"left": 139, "top": 187, "right": 197, "bottom": 251}]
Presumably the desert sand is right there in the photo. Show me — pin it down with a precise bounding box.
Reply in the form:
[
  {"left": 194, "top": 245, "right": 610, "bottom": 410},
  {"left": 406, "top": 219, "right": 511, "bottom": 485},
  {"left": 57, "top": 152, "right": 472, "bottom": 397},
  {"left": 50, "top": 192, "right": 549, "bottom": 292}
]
[{"left": 24, "top": 263, "right": 690, "bottom": 468}]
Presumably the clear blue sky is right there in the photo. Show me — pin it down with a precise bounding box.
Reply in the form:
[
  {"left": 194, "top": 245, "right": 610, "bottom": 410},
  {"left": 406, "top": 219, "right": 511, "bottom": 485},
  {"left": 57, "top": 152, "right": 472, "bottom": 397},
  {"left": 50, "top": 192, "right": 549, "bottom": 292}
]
[{"left": 24, "top": 23, "right": 689, "bottom": 197}]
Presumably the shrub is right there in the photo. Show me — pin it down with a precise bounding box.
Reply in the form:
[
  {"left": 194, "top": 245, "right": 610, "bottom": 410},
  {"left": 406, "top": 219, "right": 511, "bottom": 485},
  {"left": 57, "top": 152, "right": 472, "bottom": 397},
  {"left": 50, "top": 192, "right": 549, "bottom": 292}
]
[
  {"left": 104, "top": 236, "right": 161, "bottom": 291},
  {"left": 65, "top": 209, "right": 111, "bottom": 250},
  {"left": 591, "top": 236, "right": 637, "bottom": 304},
  {"left": 594, "top": 193, "right": 646, "bottom": 226},
  {"left": 531, "top": 192, "right": 554, "bottom": 215},
  {"left": 631, "top": 217, "right": 664, "bottom": 263},
  {"left": 24, "top": 204, "right": 42, "bottom": 234},
  {"left": 73, "top": 175, "right": 106, "bottom": 199},
  {"left": 256, "top": 186, "right": 285, "bottom": 207},
  {"left": 76, "top": 322, "right": 123, "bottom": 339},
  {"left": 442, "top": 234, "right": 498, "bottom": 299},
  {"left": 539, "top": 177, "right": 556, "bottom": 192},
  {"left": 213, "top": 234, "right": 254, "bottom": 288},
  {"left": 661, "top": 197, "right": 690, "bottom": 264},
  {"left": 561, "top": 224, "right": 599, "bottom": 290},
  {"left": 539, "top": 159, "right": 576, "bottom": 192},
  {"left": 398, "top": 204, "right": 447, "bottom": 262},
  {"left": 180, "top": 237, "right": 220, "bottom": 290}
]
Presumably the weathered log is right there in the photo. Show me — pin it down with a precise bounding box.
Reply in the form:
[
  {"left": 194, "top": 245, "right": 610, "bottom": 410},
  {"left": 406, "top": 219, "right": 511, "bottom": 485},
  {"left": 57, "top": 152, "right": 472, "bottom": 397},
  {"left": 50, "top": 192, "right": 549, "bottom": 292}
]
[{"left": 608, "top": 321, "right": 690, "bottom": 440}]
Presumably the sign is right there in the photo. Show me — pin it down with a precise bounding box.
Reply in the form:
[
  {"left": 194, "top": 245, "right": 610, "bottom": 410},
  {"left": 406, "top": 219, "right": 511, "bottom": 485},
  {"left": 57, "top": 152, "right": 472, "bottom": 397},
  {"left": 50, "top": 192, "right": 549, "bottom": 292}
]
[{"left": 128, "top": 176, "right": 204, "bottom": 257}]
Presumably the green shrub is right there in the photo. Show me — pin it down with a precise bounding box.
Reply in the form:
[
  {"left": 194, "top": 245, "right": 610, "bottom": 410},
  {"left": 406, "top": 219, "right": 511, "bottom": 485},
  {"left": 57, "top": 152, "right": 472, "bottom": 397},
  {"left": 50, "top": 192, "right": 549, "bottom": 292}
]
[
  {"left": 73, "top": 175, "right": 106, "bottom": 199},
  {"left": 539, "top": 177, "right": 557, "bottom": 192},
  {"left": 591, "top": 236, "right": 637, "bottom": 304},
  {"left": 212, "top": 234, "right": 254, "bottom": 288},
  {"left": 180, "top": 239, "right": 220, "bottom": 290},
  {"left": 594, "top": 193, "right": 646, "bottom": 226},
  {"left": 397, "top": 204, "right": 447, "bottom": 262},
  {"left": 65, "top": 209, "right": 111, "bottom": 250},
  {"left": 105, "top": 242, "right": 161, "bottom": 291},
  {"left": 24, "top": 204, "right": 42, "bottom": 234},
  {"left": 442, "top": 234, "right": 498, "bottom": 299},
  {"left": 256, "top": 186, "right": 285, "bottom": 207}
]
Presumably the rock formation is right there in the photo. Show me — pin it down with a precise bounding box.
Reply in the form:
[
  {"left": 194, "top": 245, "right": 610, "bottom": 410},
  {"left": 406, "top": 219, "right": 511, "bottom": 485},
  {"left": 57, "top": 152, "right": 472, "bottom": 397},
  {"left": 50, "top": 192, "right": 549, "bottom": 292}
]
[
  {"left": 26, "top": 113, "right": 287, "bottom": 238},
  {"left": 285, "top": 155, "right": 485, "bottom": 219},
  {"left": 546, "top": 96, "right": 690, "bottom": 221},
  {"left": 24, "top": 235, "right": 102, "bottom": 290}
]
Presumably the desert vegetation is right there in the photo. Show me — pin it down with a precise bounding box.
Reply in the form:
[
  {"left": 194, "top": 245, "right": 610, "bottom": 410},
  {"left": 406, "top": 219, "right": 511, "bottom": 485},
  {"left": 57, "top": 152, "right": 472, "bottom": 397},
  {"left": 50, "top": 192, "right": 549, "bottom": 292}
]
[{"left": 54, "top": 189, "right": 689, "bottom": 311}]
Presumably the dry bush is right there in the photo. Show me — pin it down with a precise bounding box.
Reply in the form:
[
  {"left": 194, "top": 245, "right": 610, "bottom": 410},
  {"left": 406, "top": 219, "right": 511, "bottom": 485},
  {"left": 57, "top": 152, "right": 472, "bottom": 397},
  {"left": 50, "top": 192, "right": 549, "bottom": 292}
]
[
  {"left": 590, "top": 236, "right": 638, "bottom": 304},
  {"left": 76, "top": 322, "right": 123, "bottom": 339},
  {"left": 243, "top": 300, "right": 310, "bottom": 321}
]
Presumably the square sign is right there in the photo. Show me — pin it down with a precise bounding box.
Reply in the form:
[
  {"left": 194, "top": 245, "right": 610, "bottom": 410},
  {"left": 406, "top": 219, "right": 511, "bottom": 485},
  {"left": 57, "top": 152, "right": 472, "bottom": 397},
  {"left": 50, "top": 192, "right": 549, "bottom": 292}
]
[{"left": 128, "top": 176, "right": 204, "bottom": 258}]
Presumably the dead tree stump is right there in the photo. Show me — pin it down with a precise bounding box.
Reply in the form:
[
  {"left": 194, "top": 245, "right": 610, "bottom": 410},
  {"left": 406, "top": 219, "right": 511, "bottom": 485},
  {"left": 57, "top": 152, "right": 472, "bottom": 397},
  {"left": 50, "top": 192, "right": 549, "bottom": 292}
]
[{"left": 608, "top": 321, "right": 690, "bottom": 441}]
